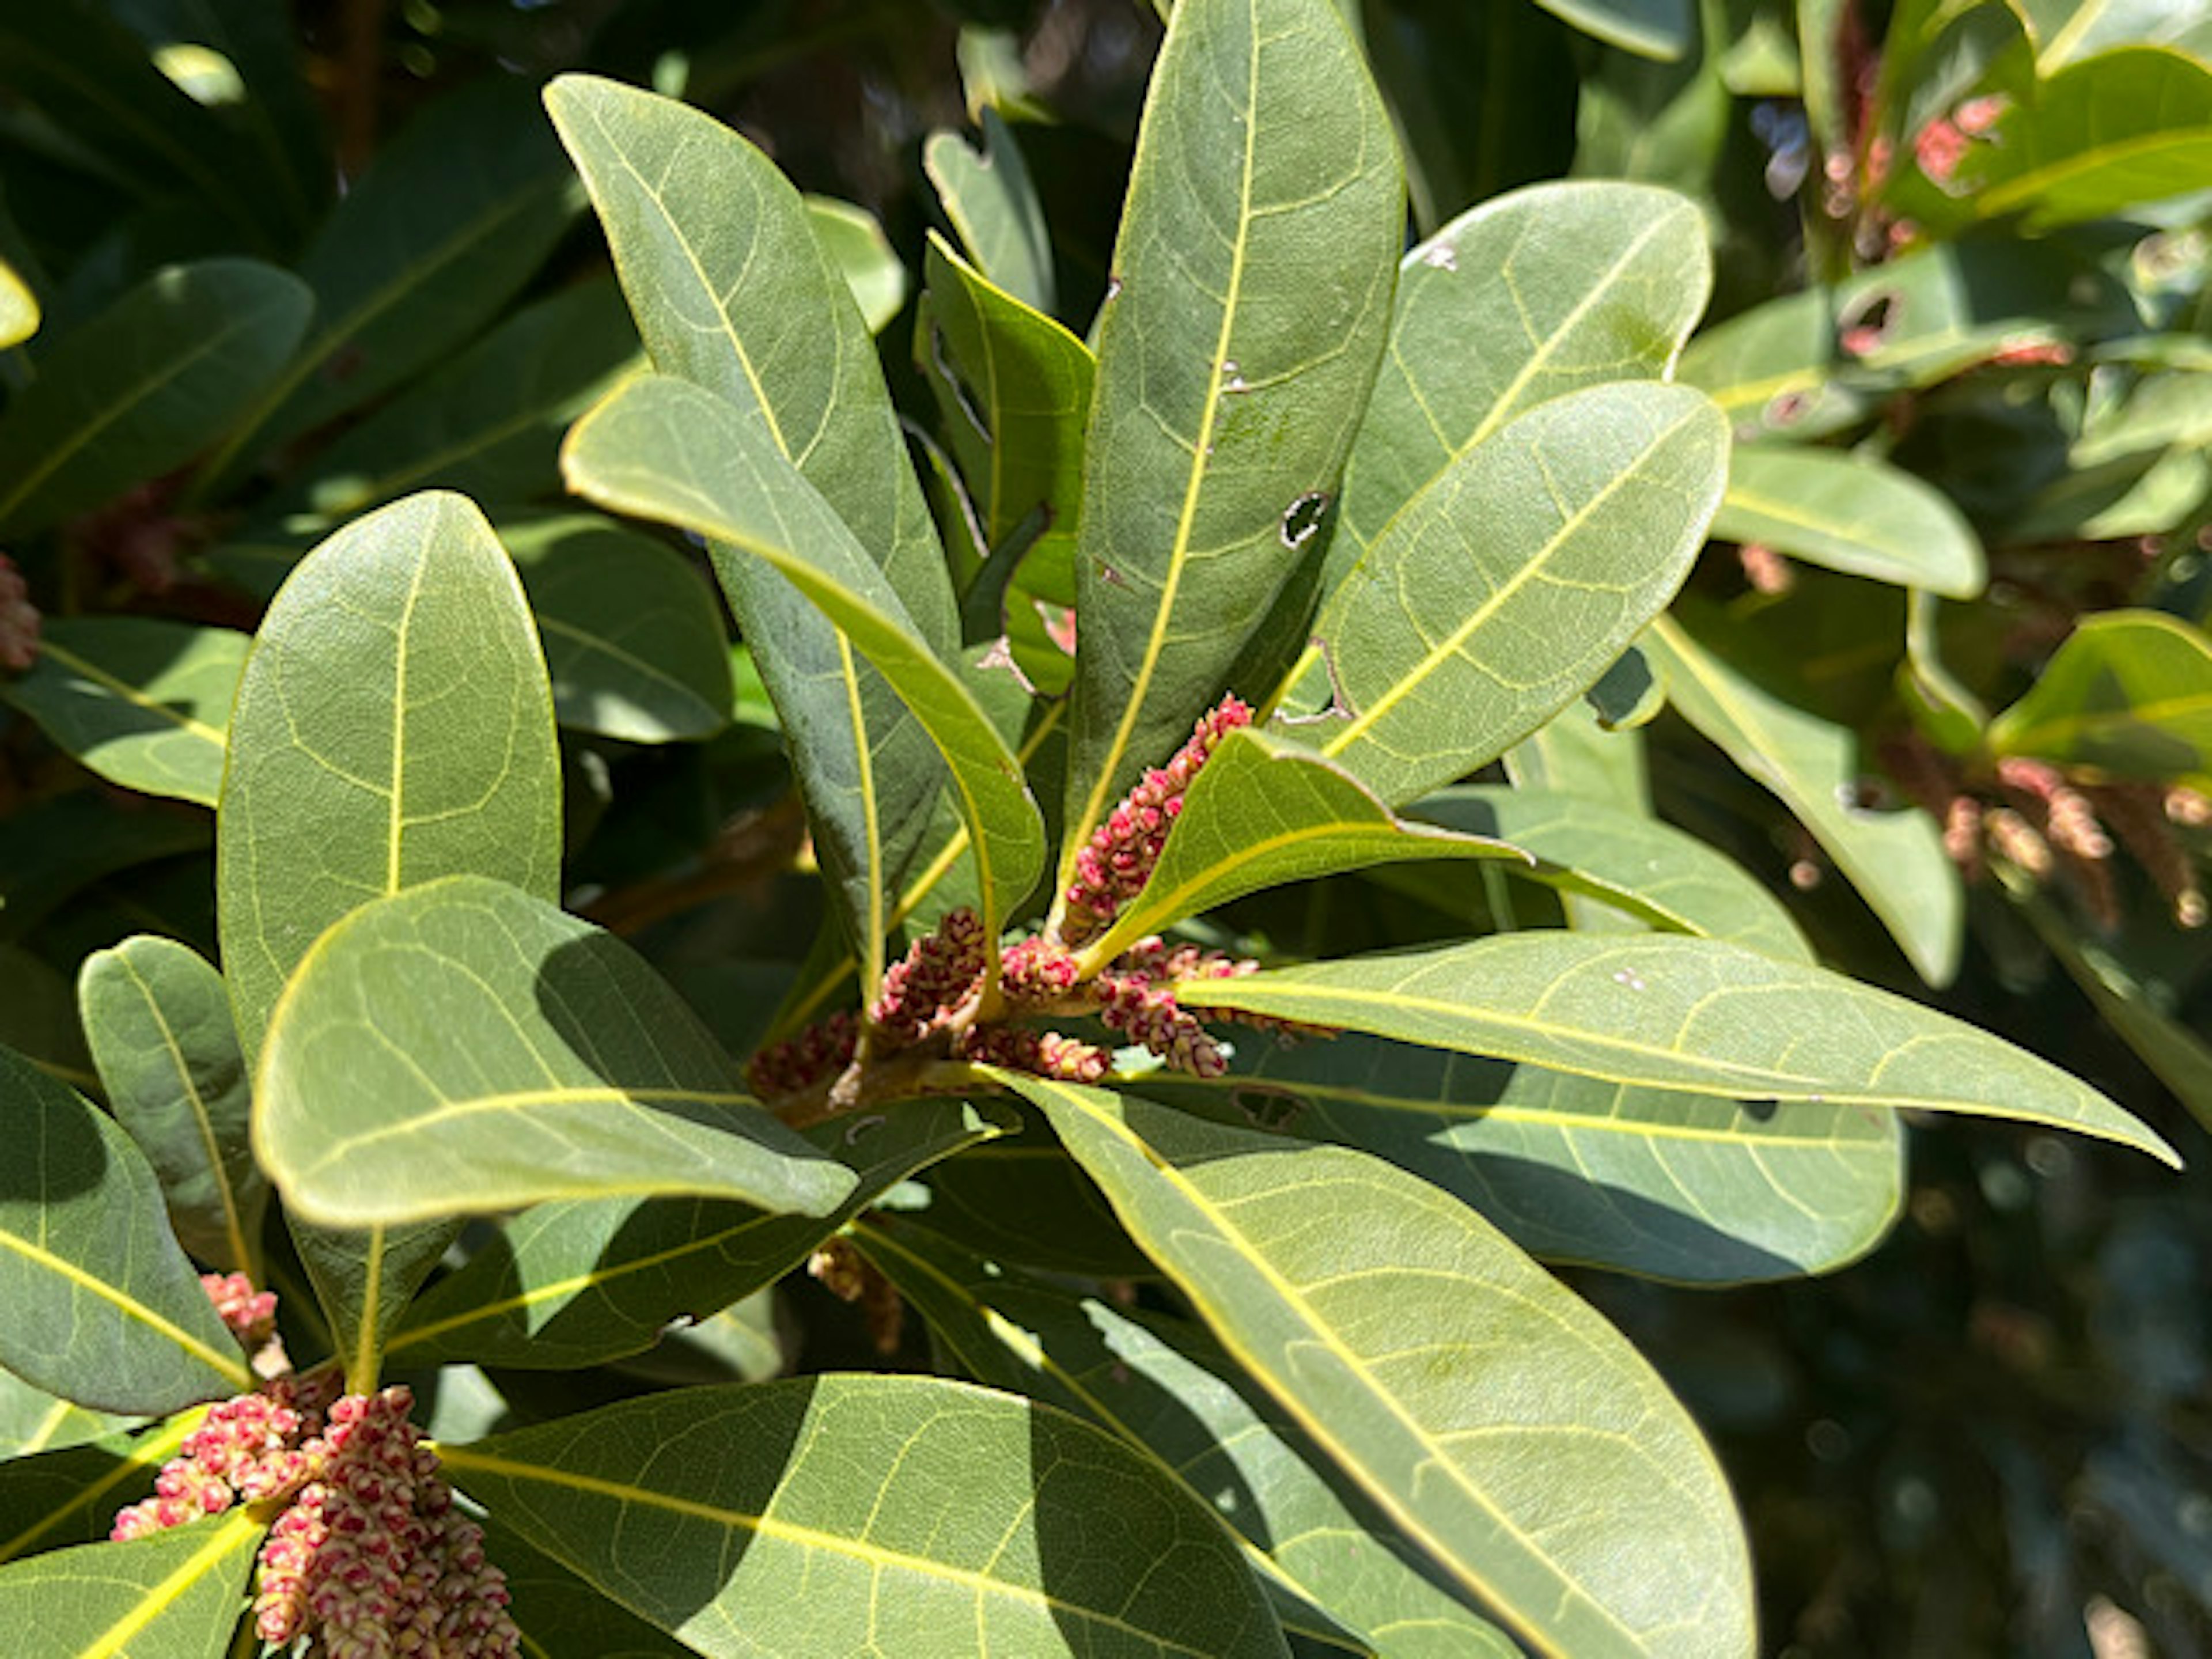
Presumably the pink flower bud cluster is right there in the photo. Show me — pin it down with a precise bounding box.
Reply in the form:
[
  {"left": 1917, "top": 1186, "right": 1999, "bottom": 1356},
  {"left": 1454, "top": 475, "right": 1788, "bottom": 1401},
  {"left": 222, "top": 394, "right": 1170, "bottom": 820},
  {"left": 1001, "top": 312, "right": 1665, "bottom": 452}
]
[
  {"left": 869, "top": 908, "right": 987, "bottom": 1045},
  {"left": 1062, "top": 695, "right": 1253, "bottom": 943},
  {"left": 955, "top": 1024, "right": 1110, "bottom": 1082},
  {"left": 114, "top": 1376, "right": 519, "bottom": 1656},
  {"left": 202, "top": 1271, "right": 278, "bottom": 1348},
  {"left": 745, "top": 1009, "right": 858, "bottom": 1101},
  {"left": 1093, "top": 971, "right": 1228, "bottom": 1078},
  {"left": 0, "top": 554, "right": 38, "bottom": 672},
  {"left": 998, "top": 935, "right": 1080, "bottom": 1003}
]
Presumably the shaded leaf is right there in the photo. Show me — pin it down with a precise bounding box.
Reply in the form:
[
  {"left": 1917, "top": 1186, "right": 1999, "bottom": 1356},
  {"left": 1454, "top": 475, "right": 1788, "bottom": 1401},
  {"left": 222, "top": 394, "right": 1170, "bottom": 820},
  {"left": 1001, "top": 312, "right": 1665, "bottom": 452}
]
[
  {"left": 501, "top": 512, "right": 733, "bottom": 745},
  {"left": 1714, "top": 446, "right": 1986, "bottom": 597},
  {"left": 2, "top": 620, "right": 244, "bottom": 808},
  {"left": 383, "top": 1096, "right": 1009, "bottom": 1372},
  {"left": 493, "top": 1520, "right": 702, "bottom": 1658},
  {"left": 565, "top": 372, "right": 1046, "bottom": 947},
  {"left": 1059, "top": 0, "right": 1403, "bottom": 884},
  {"left": 924, "top": 108, "right": 1056, "bottom": 313},
  {"left": 0, "top": 260, "right": 309, "bottom": 536},
  {"left": 858, "top": 1217, "right": 1517, "bottom": 1657},
  {"left": 0, "top": 944, "right": 96, "bottom": 1095},
  {"left": 916, "top": 1113, "right": 1157, "bottom": 1280},
  {"left": 191, "top": 83, "right": 582, "bottom": 491},
  {"left": 0, "top": 795, "right": 209, "bottom": 946},
  {"left": 1535, "top": 0, "right": 1693, "bottom": 55},
  {"left": 79, "top": 936, "right": 262, "bottom": 1278},
  {"left": 0, "top": 1415, "right": 190, "bottom": 1565},
  {"left": 1179, "top": 934, "right": 2179, "bottom": 1162},
  {"left": 1310, "top": 383, "right": 1728, "bottom": 805},
  {"left": 805, "top": 196, "right": 907, "bottom": 335},
  {"left": 444, "top": 1376, "right": 1290, "bottom": 1658},
  {"left": 0, "top": 1509, "right": 261, "bottom": 1655},
  {"left": 1647, "top": 610, "right": 1964, "bottom": 984},
  {"left": 1012, "top": 1077, "right": 1755, "bottom": 1659},
  {"left": 0, "top": 1046, "right": 248, "bottom": 1416},
  {"left": 1082, "top": 728, "right": 1528, "bottom": 965},
  {"left": 256, "top": 876, "right": 851, "bottom": 1229},
  {"left": 1145, "top": 1035, "right": 1904, "bottom": 1282},
  {"left": 1989, "top": 609, "right": 2212, "bottom": 788}
]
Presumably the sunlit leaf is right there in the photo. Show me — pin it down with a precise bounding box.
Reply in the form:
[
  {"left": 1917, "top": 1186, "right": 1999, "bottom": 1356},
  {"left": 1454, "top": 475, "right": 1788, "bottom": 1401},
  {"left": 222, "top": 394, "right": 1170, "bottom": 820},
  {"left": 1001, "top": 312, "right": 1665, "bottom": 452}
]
[
  {"left": 1179, "top": 934, "right": 2179, "bottom": 1162},
  {"left": 0, "top": 257, "right": 38, "bottom": 350},
  {"left": 0, "top": 1415, "right": 192, "bottom": 1566},
  {"left": 1714, "top": 446, "right": 1986, "bottom": 597},
  {"left": 79, "top": 937, "right": 262, "bottom": 1279},
  {"left": 2, "top": 620, "right": 244, "bottom": 808},
  {"left": 806, "top": 196, "right": 907, "bottom": 334},
  {"left": 0, "top": 1372, "right": 137, "bottom": 1463},
  {"left": 923, "top": 108, "right": 1056, "bottom": 314},
  {"left": 443, "top": 1376, "right": 1290, "bottom": 1657},
  {"left": 0, "top": 1046, "right": 247, "bottom": 1416},
  {"left": 1010, "top": 1078, "right": 1755, "bottom": 1659},
  {"left": 0, "top": 1509, "right": 261, "bottom": 1656},
  {"left": 1532, "top": 0, "right": 1692, "bottom": 56},
  {"left": 1989, "top": 609, "right": 2212, "bottom": 789}
]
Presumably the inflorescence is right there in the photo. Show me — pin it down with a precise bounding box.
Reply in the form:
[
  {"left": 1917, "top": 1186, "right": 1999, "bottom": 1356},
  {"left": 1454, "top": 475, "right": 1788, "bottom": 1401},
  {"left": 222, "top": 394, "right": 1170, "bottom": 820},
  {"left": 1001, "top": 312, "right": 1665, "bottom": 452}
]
[
  {"left": 745, "top": 694, "right": 1331, "bottom": 1113},
  {"left": 113, "top": 1278, "right": 520, "bottom": 1658}
]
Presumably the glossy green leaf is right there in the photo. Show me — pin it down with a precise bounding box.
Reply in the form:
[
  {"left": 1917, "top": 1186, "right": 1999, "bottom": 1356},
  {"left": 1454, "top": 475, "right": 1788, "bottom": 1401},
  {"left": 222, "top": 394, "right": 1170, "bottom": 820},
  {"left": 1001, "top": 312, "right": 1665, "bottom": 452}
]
[
  {"left": 1310, "top": 384, "right": 1727, "bottom": 805},
  {"left": 259, "top": 278, "right": 639, "bottom": 534},
  {"left": 217, "top": 490, "right": 562, "bottom": 1062},
  {"left": 1334, "top": 181, "right": 1710, "bottom": 586},
  {"left": 806, "top": 196, "right": 907, "bottom": 334},
  {"left": 1145, "top": 1035, "right": 1904, "bottom": 1282},
  {"left": 0, "top": 1415, "right": 191, "bottom": 1566},
  {"left": 1952, "top": 48, "right": 2212, "bottom": 229},
  {"left": 2, "top": 620, "right": 244, "bottom": 808},
  {"left": 385, "top": 1096, "right": 1009, "bottom": 1370},
  {"left": 0, "top": 1509, "right": 261, "bottom": 1657},
  {"left": 0, "top": 257, "right": 37, "bottom": 350},
  {"left": 546, "top": 73, "right": 957, "bottom": 984},
  {"left": 443, "top": 1376, "right": 1290, "bottom": 1658},
  {"left": 1059, "top": 0, "right": 1403, "bottom": 887},
  {"left": 1714, "top": 446, "right": 1986, "bottom": 598},
  {"left": 1407, "top": 784, "right": 1812, "bottom": 961},
  {"left": 1179, "top": 934, "right": 2179, "bottom": 1163},
  {"left": 0, "top": 1372, "right": 136, "bottom": 1462},
  {"left": 190, "top": 84, "right": 582, "bottom": 491},
  {"left": 0, "top": 1046, "right": 248, "bottom": 1415},
  {"left": 565, "top": 372, "right": 1046, "bottom": 946},
  {"left": 1988, "top": 610, "right": 2212, "bottom": 788},
  {"left": 79, "top": 937, "right": 262, "bottom": 1279},
  {"left": 1082, "top": 728, "right": 1528, "bottom": 965},
  {"left": 0, "top": 260, "right": 309, "bottom": 536},
  {"left": 924, "top": 108, "right": 1056, "bottom": 313},
  {"left": 543, "top": 74, "right": 952, "bottom": 642},
  {"left": 1647, "top": 611, "right": 1964, "bottom": 985},
  {"left": 1534, "top": 0, "right": 1692, "bottom": 55},
  {"left": 1012, "top": 1078, "right": 1755, "bottom": 1659},
  {"left": 256, "top": 876, "right": 851, "bottom": 1228},
  {"left": 857, "top": 1217, "right": 1517, "bottom": 1657},
  {"left": 501, "top": 512, "right": 733, "bottom": 744}
]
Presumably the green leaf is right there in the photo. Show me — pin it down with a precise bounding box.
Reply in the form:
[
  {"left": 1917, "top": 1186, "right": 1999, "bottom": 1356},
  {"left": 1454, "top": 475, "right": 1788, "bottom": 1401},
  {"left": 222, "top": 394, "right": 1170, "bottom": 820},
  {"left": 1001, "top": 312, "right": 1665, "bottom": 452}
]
[
  {"left": 1534, "top": 0, "right": 1694, "bottom": 58},
  {"left": 2, "top": 620, "right": 244, "bottom": 808},
  {"left": 256, "top": 876, "right": 851, "bottom": 1229},
  {"left": 1647, "top": 610, "right": 1964, "bottom": 984},
  {"left": 0, "top": 795, "right": 207, "bottom": 946},
  {"left": 1407, "top": 784, "right": 1813, "bottom": 960},
  {"left": 1010, "top": 1078, "right": 1755, "bottom": 1659},
  {"left": 1714, "top": 446, "right": 1986, "bottom": 597},
  {"left": 257, "top": 278, "right": 639, "bottom": 535},
  {"left": 1334, "top": 181, "right": 1711, "bottom": 589},
  {"left": 0, "top": 1371, "right": 136, "bottom": 1461},
  {"left": 190, "top": 83, "right": 583, "bottom": 493},
  {"left": 806, "top": 196, "right": 908, "bottom": 335},
  {"left": 0, "top": 1045, "right": 248, "bottom": 1415},
  {"left": 500, "top": 512, "right": 733, "bottom": 745},
  {"left": 1177, "top": 934, "right": 2180, "bottom": 1163},
  {"left": 0, "top": 1415, "right": 191, "bottom": 1566},
  {"left": 444, "top": 1376, "right": 1290, "bottom": 1658},
  {"left": 923, "top": 108, "right": 1056, "bottom": 314},
  {"left": 1081, "top": 728, "right": 1528, "bottom": 965},
  {"left": 0, "top": 945, "right": 94, "bottom": 1096},
  {"left": 565, "top": 372, "right": 1046, "bottom": 949},
  {"left": 0, "top": 256, "right": 37, "bottom": 350},
  {"left": 1952, "top": 48, "right": 2212, "bottom": 229},
  {"left": 1988, "top": 609, "right": 2212, "bottom": 788},
  {"left": 386, "top": 1095, "right": 1007, "bottom": 1370},
  {"left": 79, "top": 937, "right": 262, "bottom": 1279},
  {"left": 1309, "top": 383, "right": 1728, "bottom": 805},
  {"left": 493, "top": 1520, "right": 703, "bottom": 1658},
  {"left": 2010, "top": 0, "right": 2212, "bottom": 70},
  {"left": 543, "top": 74, "right": 953, "bottom": 645},
  {"left": 1059, "top": 0, "right": 1404, "bottom": 884},
  {"left": 916, "top": 1113, "right": 1158, "bottom": 1279},
  {"left": 857, "top": 1217, "right": 1518, "bottom": 1658},
  {"left": 1143, "top": 1036, "right": 1904, "bottom": 1282},
  {"left": 217, "top": 490, "right": 562, "bottom": 1063},
  {"left": 0, "top": 260, "right": 309, "bottom": 536},
  {"left": 0, "top": 1509, "right": 262, "bottom": 1657}
]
